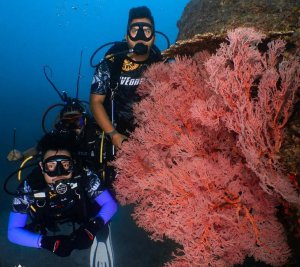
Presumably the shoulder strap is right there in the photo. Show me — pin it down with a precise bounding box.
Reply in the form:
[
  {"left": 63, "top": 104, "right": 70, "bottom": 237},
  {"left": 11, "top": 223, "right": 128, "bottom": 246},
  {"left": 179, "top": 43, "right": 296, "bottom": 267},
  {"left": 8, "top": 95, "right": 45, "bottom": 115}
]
[{"left": 105, "top": 42, "right": 128, "bottom": 84}]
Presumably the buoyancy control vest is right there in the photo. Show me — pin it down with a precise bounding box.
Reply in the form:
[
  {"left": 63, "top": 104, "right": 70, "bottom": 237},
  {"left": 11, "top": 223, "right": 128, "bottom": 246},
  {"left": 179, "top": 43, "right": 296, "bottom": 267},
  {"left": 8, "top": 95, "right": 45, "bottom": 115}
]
[
  {"left": 76, "top": 119, "right": 103, "bottom": 172},
  {"left": 24, "top": 168, "right": 98, "bottom": 232}
]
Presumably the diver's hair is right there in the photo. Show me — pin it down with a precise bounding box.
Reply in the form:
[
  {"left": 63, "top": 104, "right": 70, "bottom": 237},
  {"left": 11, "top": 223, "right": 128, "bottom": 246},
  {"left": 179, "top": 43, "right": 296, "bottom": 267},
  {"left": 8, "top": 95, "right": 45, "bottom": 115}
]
[
  {"left": 37, "top": 131, "right": 77, "bottom": 159},
  {"left": 128, "top": 6, "right": 155, "bottom": 28}
]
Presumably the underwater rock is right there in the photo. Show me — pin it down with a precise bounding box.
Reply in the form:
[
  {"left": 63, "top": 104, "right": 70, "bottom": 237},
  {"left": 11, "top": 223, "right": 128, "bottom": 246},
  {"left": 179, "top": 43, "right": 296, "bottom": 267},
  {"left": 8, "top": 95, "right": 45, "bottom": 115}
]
[
  {"left": 164, "top": 0, "right": 300, "bottom": 57},
  {"left": 177, "top": 0, "right": 300, "bottom": 40}
]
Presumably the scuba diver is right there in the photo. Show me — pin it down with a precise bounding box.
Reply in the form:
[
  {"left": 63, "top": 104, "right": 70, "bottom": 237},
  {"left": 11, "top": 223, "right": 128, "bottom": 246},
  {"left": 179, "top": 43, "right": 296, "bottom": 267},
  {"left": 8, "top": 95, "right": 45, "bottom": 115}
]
[
  {"left": 54, "top": 99, "right": 105, "bottom": 174},
  {"left": 90, "top": 6, "right": 164, "bottom": 155},
  {"left": 6, "top": 65, "right": 115, "bottom": 266},
  {"left": 7, "top": 97, "right": 105, "bottom": 177},
  {"left": 7, "top": 131, "right": 117, "bottom": 258},
  {"left": 88, "top": 7, "right": 169, "bottom": 266},
  {"left": 7, "top": 64, "right": 105, "bottom": 176}
]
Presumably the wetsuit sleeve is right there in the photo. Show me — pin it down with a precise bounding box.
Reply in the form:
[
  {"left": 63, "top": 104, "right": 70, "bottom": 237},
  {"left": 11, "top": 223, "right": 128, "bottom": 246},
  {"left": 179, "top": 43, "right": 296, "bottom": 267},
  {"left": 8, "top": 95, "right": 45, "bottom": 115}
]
[
  {"left": 84, "top": 169, "right": 105, "bottom": 199},
  {"left": 8, "top": 212, "right": 42, "bottom": 248},
  {"left": 90, "top": 59, "right": 111, "bottom": 95},
  {"left": 94, "top": 190, "right": 118, "bottom": 224},
  {"left": 12, "top": 181, "right": 33, "bottom": 214},
  {"left": 84, "top": 169, "right": 117, "bottom": 223}
]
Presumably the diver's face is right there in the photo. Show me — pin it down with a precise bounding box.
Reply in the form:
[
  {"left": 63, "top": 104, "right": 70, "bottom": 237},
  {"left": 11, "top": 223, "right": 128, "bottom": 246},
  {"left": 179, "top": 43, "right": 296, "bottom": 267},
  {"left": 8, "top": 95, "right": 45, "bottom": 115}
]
[
  {"left": 59, "top": 111, "right": 85, "bottom": 135},
  {"left": 40, "top": 150, "right": 73, "bottom": 184},
  {"left": 126, "top": 18, "right": 155, "bottom": 53}
]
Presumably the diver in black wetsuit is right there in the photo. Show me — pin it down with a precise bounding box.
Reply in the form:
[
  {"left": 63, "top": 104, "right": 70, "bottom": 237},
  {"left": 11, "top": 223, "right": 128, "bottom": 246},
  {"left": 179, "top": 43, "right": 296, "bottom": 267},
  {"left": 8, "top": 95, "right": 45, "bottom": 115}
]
[
  {"left": 88, "top": 7, "right": 163, "bottom": 266},
  {"left": 7, "top": 131, "right": 117, "bottom": 257},
  {"left": 90, "top": 6, "right": 163, "bottom": 150}
]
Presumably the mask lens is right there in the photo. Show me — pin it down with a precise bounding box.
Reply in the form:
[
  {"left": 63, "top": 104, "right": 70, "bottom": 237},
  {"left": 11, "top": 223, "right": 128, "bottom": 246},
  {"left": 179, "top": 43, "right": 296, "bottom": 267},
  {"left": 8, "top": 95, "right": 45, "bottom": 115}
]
[
  {"left": 129, "top": 26, "right": 139, "bottom": 38},
  {"left": 143, "top": 26, "right": 153, "bottom": 38},
  {"left": 45, "top": 161, "right": 57, "bottom": 172},
  {"left": 61, "top": 160, "right": 72, "bottom": 170}
]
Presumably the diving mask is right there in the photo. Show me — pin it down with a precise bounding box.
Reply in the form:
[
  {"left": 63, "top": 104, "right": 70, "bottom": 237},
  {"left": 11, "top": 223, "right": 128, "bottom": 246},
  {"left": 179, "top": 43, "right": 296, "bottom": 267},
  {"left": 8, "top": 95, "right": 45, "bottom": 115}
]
[
  {"left": 128, "top": 22, "right": 154, "bottom": 42},
  {"left": 42, "top": 155, "right": 74, "bottom": 177},
  {"left": 58, "top": 113, "right": 85, "bottom": 131}
]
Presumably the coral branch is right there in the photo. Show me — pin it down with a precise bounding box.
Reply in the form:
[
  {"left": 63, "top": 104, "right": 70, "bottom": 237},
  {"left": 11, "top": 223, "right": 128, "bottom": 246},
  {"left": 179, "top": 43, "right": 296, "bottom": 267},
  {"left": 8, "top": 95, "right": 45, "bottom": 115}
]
[{"left": 206, "top": 27, "right": 300, "bottom": 203}]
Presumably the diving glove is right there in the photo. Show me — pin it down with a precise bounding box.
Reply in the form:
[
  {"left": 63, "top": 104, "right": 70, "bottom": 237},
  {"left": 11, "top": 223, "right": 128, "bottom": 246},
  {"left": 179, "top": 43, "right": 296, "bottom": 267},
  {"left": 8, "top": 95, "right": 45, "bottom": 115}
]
[
  {"left": 40, "top": 235, "right": 74, "bottom": 257},
  {"left": 72, "top": 218, "right": 105, "bottom": 250}
]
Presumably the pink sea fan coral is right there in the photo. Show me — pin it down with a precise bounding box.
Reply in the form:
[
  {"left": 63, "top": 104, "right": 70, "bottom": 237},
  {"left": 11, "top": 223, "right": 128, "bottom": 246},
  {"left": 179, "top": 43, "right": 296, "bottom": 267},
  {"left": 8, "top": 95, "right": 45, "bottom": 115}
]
[
  {"left": 113, "top": 28, "right": 298, "bottom": 266},
  {"left": 205, "top": 27, "right": 300, "bottom": 203}
]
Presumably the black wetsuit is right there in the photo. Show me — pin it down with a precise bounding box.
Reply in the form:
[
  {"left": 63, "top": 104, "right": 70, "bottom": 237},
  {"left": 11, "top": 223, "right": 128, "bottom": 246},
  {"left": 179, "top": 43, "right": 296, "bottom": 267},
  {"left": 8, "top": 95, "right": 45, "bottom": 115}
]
[
  {"left": 90, "top": 42, "right": 162, "bottom": 187},
  {"left": 11, "top": 166, "right": 105, "bottom": 233},
  {"left": 90, "top": 42, "right": 162, "bottom": 135}
]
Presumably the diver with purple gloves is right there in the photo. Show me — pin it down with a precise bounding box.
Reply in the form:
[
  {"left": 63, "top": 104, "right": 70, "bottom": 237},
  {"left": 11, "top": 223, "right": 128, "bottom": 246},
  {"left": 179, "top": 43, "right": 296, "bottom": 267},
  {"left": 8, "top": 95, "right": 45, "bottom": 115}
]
[{"left": 7, "top": 131, "right": 117, "bottom": 257}]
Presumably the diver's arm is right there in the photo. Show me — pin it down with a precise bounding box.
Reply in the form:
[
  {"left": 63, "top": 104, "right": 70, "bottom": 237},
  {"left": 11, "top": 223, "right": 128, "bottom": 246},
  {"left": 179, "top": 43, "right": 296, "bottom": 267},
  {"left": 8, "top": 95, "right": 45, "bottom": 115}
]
[
  {"left": 90, "top": 94, "right": 114, "bottom": 133},
  {"left": 8, "top": 212, "right": 42, "bottom": 248},
  {"left": 90, "top": 59, "right": 127, "bottom": 148},
  {"left": 94, "top": 189, "right": 118, "bottom": 224},
  {"left": 9, "top": 212, "right": 75, "bottom": 256},
  {"left": 90, "top": 94, "right": 127, "bottom": 148},
  {"left": 7, "top": 146, "right": 37, "bottom": 161},
  {"left": 22, "top": 147, "right": 38, "bottom": 157},
  {"left": 90, "top": 59, "right": 114, "bottom": 133}
]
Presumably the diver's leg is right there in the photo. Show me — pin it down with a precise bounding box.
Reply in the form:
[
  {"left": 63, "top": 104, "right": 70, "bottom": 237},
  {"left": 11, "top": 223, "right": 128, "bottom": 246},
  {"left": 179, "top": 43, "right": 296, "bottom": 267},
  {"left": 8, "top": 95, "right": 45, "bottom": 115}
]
[{"left": 89, "top": 223, "right": 114, "bottom": 267}]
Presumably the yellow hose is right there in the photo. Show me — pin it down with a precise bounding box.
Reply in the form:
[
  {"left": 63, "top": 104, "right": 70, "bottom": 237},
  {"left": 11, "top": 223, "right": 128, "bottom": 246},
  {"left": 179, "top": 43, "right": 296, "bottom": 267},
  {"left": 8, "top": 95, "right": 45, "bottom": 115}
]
[
  {"left": 18, "top": 156, "right": 34, "bottom": 182},
  {"left": 100, "top": 131, "right": 105, "bottom": 164},
  {"left": 100, "top": 131, "right": 106, "bottom": 180}
]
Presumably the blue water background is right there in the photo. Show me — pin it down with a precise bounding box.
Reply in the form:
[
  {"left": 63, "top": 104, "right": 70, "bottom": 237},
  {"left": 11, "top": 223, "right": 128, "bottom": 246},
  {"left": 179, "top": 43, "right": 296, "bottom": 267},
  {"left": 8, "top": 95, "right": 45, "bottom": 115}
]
[{"left": 0, "top": 0, "right": 189, "bottom": 266}]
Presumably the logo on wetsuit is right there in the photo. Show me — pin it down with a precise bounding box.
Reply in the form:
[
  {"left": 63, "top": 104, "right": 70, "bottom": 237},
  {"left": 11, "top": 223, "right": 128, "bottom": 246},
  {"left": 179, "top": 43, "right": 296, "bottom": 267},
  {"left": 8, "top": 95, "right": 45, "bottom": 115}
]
[{"left": 120, "top": 76, "right": 142, "bottom": 86}]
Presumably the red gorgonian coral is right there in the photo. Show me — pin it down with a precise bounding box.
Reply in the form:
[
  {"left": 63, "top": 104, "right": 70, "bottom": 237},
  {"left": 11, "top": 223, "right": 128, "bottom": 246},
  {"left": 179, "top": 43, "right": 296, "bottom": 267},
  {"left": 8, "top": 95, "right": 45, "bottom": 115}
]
[
  {"left": 113, "top": 28, "right": 300, "bottom": 266},
  {"left": 205, "top": 27, "right": 300, "bottom": 204}
]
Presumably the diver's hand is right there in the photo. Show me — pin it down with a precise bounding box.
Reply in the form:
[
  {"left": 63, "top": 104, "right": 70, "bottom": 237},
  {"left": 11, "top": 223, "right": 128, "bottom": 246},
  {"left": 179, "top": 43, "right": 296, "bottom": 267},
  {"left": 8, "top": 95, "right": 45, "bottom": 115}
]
[
  {"left": 40, "top": 235, "right": 74, "bottom": 257},
  {"left": 7, "top": 149, "right": 23, "bottom": 161},
  {"left": 111, "top": 133, "right": 128, "bottom": 149},
  {"left": 71, "top": 218, "right": 105, "bottom": 250}
]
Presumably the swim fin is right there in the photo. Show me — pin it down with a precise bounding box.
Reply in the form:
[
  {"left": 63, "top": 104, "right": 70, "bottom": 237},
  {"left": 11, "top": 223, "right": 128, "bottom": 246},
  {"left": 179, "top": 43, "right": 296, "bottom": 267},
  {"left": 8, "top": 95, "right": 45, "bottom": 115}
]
[{"left": 90, "top": 223, "right": 114, "bottom": 267}]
